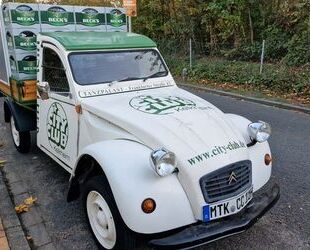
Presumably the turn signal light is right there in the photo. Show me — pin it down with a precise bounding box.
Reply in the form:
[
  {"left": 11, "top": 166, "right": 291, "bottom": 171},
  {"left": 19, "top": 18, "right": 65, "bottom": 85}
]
[
  {"left": 265, "top": 154, "right": 272, "bottom": 165},
  {"left": 75, "top": 105, "right": 82, "bottom": 114},
  {"left": 141, "top": 198, "right": 156, "bottom": 214}
]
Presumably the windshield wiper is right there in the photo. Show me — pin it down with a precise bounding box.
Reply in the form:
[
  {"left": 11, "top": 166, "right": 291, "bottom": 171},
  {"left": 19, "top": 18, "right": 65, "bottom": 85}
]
[
  {"left": 143, "top": 71, "right": 167, "bottom": 82},
  {"left": 108, "top": 77, "right": 141, "bottom": 87}
]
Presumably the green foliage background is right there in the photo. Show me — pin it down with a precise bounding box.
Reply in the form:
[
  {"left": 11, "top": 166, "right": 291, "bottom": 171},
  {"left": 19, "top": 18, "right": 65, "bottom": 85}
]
[{"left": 133, "top": 0, "right": 310, "bottom": 67}]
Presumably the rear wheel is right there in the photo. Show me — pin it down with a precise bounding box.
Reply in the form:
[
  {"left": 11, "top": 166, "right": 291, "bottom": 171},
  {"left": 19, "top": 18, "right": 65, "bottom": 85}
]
[
  {"left": 10, "top": 115, "right": 31, "bottom": 153},
  {"left": 83, "top": 175, "right": 136, "bottom": 250}
]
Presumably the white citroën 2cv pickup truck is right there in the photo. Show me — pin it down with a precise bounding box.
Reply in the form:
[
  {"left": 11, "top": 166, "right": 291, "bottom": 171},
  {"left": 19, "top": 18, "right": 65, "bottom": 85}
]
[{"left": 0, "top": 2, "right": 279, "bottom": 249}]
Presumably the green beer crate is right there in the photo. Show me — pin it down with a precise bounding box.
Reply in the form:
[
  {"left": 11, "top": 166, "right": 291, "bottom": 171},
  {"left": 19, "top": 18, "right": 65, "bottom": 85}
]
[
  {"left": 75, "top": 6, "right": 106, "bottom": 31},
  {"left": 2, "top": 3, "right": 40, "bottom": 30},
  {"left": 6, "top": 28, "right": 37, "bottom": 53},
  {"left": 9, "top": 51, "right": 37, "bottom": 80},
  {"left": 39, "top": 4, "right": 75, "bottom": 32},
  {"left": 106, "top": 7, "right": 127, "bottom": 32}
]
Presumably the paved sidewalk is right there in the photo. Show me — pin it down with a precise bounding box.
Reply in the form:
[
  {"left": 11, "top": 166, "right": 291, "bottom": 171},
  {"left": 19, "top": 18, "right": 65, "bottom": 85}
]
[{"left": 0, "top": 219, "right": 10, "bottom": 250}]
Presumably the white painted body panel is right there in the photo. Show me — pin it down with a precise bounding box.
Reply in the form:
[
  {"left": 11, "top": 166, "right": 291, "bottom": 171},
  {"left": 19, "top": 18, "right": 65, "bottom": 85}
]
[
  {"left": 36, "top": 34, "right": 273, "bottom": 234},
  {"left": 80, "top": 140, "right": 196, "bottom": 233}
]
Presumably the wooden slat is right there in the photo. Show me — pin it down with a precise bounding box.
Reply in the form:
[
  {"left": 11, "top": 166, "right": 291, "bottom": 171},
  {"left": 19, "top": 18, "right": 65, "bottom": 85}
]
[
  {"left": 10, "top": 80, "right": 19, "bottom": 101},
  {"left": 22, "top": 81, "right": 37, "bottom": 102},
  {"left": 0, "top": 80, "right": 11, "bottom": 96},
  {"left": 10, "top": 79, "right": 37, "bottom": 103},
  {"left": 23, "top": 81, "right": 37, "bottom": 94}
]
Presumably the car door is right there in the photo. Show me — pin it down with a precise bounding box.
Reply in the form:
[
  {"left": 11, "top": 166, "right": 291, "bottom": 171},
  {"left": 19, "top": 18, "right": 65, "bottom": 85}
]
[{"left": 37, "top": 43, "right": 78, "bottom": 172}]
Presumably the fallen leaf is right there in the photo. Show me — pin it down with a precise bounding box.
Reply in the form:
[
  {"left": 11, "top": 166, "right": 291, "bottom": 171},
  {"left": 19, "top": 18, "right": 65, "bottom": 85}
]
[
  {"left": 15, "top": 204, "right": 29, "bottom": 214},
  {"left": 24, "top": 196, "right": 37, "bottom": 205},
  {"left": 0, "top": 160, "right": 6, "bottom": 168},
  {"left": 14, "top": 196, "right": 38, "bottom": 214},
  {"left": 26, "top": 236, "right": 33, "bottom": 241}
]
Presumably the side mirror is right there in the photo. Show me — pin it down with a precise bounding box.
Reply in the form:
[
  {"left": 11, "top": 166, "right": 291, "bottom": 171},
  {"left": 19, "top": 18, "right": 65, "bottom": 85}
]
[{"left": 37, "top": 81, "right": 50, "bottom": 100}]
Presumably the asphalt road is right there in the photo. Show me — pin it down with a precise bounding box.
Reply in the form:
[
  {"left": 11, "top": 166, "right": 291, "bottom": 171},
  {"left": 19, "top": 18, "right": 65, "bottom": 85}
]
[{"left": 0, "top": 87, "right": 310, "bottom": 250}]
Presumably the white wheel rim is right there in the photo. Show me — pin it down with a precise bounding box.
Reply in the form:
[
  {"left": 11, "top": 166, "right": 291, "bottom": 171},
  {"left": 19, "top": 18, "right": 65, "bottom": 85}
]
[
  {"left": 10, "top": 116, "right": 20, "bottom": 147},
  {"left": 87, "top": 191, "right": 116, "bottom": 249}
]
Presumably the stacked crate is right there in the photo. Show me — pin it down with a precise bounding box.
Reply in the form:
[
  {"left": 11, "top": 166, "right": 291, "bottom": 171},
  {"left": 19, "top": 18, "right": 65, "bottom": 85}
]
[
  {"left": 75, "top": 6, "right": 106, "bottom": 31},
  {"left": 2, "top": 3, "right": 39, "bottom": 80},
  {"left": 106, "top": 7, "right": 127, "bottom": 32},
  {"left": 1, "top": 3, "right": 129, "bottom": 82},
  {"left": 39, "top": 4, "right": 75, "bottom": 32}
]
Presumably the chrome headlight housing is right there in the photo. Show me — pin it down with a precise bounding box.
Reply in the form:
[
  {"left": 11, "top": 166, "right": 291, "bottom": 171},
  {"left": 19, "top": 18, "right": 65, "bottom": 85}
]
[
  {"left": 248, "top": 121, "right": 271, "bottom": 143},
  {"left": 150, "top": 148, "right": 177, "bottom": 177}
]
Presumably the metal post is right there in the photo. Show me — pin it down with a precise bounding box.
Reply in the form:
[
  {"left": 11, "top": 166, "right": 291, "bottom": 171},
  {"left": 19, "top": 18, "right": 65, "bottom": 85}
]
[
  {"left": 189, "top": 38, "right": 192, "bottom": 70},
  {"left": 128, "top": 16, "right": 132, "bottom": 33},
  {"left": 260, "top": 40, "right": 265, "bottom": 74}
]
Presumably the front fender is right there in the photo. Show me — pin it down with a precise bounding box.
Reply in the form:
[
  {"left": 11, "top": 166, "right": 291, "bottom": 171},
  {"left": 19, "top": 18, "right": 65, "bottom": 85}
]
[
  {"left": 76, "top": 140, "right": 196, "bottom": 234},
  {"left": 226, "top": 114, "right": 272, "bottom": 191}
]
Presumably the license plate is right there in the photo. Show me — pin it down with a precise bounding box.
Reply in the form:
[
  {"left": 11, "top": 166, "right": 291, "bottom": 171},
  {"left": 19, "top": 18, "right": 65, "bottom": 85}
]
[{"left": 203, "top": 186, "right": 253, "bottom": 222}]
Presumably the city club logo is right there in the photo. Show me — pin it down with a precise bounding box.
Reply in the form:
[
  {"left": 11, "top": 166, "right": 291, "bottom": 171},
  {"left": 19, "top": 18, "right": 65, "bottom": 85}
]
[
  {"left": 47, "top": 6, "right": 69, "bottom": 26},
  {"left": 47, "top": 103, "right": 68, "bottom": 150},
  {"left": 12, "top": 5, "right": 37, "bottom": 26},
  {"left": 80, "top": 8, "right": 101, "bottom": 26},
  {"left": 108, "top": 9, "right": 125, "bottom": 27},
  {"left": 130, "top": 95, "right": 197, "bottom": 115}
]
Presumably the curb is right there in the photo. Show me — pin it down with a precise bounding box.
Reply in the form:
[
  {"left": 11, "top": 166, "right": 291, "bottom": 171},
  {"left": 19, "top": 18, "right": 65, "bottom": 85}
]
[
  {"left": 178, "top": 83, "right": 310, "bottom": 115},
  {"left": 0, "top": 166, "right": 56, "bottom": 250},
  {"left": 0, "top": 219, "right": 10, "bottom": 250},
  {"left": 0, "top": 170, "right": 30, "bottom": 250}
]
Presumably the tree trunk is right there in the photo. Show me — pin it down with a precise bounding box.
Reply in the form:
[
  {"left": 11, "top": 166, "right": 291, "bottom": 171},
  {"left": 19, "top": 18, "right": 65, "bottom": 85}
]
[{"left": 248, "top": 7, "right": 254, "bottom": 44}]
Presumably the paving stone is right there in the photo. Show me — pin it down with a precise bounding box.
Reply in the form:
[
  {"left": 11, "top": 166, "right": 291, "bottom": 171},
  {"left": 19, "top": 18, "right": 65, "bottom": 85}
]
[
  {"left": 0, "top": 220, "right": 5, "bottom": 238},
  {"left": 27, "top": 223, "right": 51, "bottom": 248},
  {"left": 0, "top": 180, "right": 9, "bottom": 199},
  {"left": 9, "top": 181, "right": 27, "bottom": 196},
  {"left": 6, "top": 226, "right": 30, "bottom": 250},
  {"left": 13, "top": 193, "right": 44, "bottom": 227},
  {"left": 37, "top": 242, "right": 56, "bottom": 250},
  {"left": 4, "top": 171, "right": 21, "bottom": 184},
  {"left": 21, "top": 207, "right": 43, "bottom": 228},
  {"left": 1, "top": 206, "right": 20, "bottom": 229},
  {"left": 0, "top": 236, "right": 10, "bottom": 250},
  {"left": 12, "top": 192, "right": 29, "bottom": 206},
  {"left": 5, "top": 226, "right": 23, "bottom": 234},
  {"left": 0, "top": 229, "right": 5, "bottom": 238}
]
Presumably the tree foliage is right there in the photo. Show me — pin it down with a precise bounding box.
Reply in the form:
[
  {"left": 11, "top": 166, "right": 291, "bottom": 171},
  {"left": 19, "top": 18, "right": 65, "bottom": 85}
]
[
  {"left": 3, "top": 0, "right": 309, "bottom": 65},
  {"left": 133, "top": 0, "right": 310, "bottom": 66}
]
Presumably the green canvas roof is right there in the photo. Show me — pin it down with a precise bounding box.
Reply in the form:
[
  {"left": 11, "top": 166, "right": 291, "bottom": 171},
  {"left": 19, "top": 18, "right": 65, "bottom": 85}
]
[{"left": 40, "top": 32, "right": 157, "bottom": 51}]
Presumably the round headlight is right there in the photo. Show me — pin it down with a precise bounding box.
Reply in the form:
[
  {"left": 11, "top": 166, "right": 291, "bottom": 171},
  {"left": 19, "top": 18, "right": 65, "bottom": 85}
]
[
  {"left": 150, "top": 148, "right": 177, "bottom": 177},
  {"left": 248, "top": 121, "right": 271, "bottom": 143}
]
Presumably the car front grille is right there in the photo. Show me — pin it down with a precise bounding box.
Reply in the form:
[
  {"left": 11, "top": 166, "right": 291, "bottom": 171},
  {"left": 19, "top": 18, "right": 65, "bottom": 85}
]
[{"left": 200, "top": 160, "right": 252, "bottom": 203}]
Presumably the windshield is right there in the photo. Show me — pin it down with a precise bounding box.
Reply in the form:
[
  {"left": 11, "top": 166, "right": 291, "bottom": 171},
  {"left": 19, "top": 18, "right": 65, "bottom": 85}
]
[{"left": 69, "top": 49, "right": 169, "bottom": 85}]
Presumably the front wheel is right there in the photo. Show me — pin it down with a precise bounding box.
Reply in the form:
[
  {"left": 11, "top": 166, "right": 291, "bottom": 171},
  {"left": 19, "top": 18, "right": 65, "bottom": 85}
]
[
  {"left": 10, "top": 115, "right": 31, "bottom": 153},
  {"left": 82, "top": 175, "right": 136, "bottom": 250}
]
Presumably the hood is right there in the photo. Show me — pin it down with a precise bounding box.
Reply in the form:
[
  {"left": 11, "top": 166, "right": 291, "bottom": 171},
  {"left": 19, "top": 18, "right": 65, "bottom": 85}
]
[{"left": 81, "top": 84, "right": 249, "bottom": 219}]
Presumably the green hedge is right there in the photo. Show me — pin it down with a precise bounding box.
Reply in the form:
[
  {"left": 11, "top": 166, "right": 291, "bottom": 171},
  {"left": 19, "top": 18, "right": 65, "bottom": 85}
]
[{"left": 165, "top": 57, "right": 310, "bottom": 94}]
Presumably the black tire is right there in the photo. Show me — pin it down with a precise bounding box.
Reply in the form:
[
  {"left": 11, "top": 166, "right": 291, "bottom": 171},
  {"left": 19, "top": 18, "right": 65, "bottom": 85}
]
[
  {"left": 82, "top": 175, "right": 136, "bottom": 250},
  {"left": 10, "top": 115, "right": 31, "bottom": 153}
]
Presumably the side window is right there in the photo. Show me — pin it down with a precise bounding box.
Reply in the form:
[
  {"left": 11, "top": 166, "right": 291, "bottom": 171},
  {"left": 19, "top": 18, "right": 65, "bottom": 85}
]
[{"left": 42, "top": 48, "right": 70, "bottom": 94}]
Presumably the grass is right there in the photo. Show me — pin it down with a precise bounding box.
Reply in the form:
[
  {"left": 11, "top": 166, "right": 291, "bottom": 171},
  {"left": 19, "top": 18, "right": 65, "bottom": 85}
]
[{"left": 165, "top": 56, "right": 310, "bottom": 106}]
